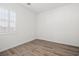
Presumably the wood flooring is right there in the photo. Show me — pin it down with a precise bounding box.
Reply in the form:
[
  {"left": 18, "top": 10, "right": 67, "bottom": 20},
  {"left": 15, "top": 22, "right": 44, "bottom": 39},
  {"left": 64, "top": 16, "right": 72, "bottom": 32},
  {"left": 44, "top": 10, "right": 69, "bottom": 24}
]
[{"left": 0, "top": 39, "right": 79, "bottom": 56}]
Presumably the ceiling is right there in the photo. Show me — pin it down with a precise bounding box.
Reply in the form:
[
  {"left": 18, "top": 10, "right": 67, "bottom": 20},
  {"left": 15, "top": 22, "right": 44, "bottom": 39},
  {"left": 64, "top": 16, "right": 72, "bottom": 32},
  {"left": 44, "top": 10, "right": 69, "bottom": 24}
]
[{"left": 21, "top": 3, "right": 70, "bottom": 13}]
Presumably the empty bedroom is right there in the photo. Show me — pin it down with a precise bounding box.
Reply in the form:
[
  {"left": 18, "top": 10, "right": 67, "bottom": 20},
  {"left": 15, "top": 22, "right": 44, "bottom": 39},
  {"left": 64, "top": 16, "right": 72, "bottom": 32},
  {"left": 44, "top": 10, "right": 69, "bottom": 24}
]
[{"left": 0, "top": 3, "right": 79, "bottom": 56}]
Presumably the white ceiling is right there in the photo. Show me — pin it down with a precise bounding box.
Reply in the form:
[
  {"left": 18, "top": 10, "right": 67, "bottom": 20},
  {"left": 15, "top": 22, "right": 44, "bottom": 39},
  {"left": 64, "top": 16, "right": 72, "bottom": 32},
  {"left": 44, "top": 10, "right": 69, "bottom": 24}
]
[{"left": 21, "top": 3, "right": 70, "bottom": 13}]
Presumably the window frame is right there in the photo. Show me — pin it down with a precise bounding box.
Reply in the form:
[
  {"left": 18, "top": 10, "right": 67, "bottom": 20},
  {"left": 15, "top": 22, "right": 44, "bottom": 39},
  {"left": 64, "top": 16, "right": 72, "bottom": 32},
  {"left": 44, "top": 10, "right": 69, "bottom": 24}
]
[{"left": 0, "top": 8, "right": 16, "bottom": 33}]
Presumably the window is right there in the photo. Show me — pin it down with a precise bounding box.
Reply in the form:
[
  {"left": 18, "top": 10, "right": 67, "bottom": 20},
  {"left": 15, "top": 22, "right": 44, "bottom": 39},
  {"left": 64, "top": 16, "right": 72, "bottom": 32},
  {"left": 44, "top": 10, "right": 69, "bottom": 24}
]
[{"left": 0, "top": 8, "right": 16, "bottom": 33}]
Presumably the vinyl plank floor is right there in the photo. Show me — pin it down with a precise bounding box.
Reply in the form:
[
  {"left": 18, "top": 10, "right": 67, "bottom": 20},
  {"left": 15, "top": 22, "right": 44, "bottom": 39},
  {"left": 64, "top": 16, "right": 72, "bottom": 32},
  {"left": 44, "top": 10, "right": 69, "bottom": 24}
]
[{"left": 0, "top": 39, "right": 79, "bottom": 56}]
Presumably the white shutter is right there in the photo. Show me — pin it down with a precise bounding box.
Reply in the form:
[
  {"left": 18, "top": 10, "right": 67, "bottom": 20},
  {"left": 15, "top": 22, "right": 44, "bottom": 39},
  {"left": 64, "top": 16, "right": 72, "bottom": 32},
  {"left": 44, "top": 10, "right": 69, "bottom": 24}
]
[{"left": 0, "top": 8, "right": 16, "bottom": 33}]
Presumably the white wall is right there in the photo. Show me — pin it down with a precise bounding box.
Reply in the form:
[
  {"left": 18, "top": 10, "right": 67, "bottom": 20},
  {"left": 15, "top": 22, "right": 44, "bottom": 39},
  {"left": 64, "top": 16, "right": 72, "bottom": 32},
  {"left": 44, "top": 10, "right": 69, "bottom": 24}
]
[
  {"left": 37, "top": 4, "right": 79, "bottom": 47},
  {"left": 0, "top": 3, "right": 79, "bottom": 52},
  {"left": 0, "top": 3, "right": 36, "bottom": 52}
]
